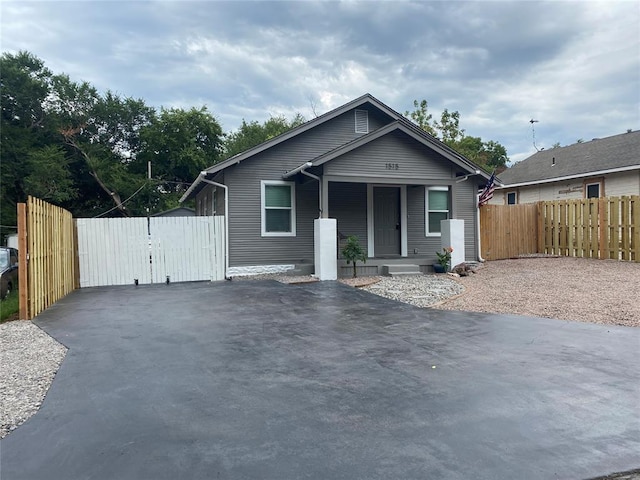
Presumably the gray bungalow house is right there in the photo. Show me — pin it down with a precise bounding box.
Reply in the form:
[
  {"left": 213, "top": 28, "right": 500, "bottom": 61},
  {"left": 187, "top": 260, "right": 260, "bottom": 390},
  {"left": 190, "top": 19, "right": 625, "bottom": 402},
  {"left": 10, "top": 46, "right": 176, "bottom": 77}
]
[{"left": 180, "top": 94, "right": 492, "bottom": 278}]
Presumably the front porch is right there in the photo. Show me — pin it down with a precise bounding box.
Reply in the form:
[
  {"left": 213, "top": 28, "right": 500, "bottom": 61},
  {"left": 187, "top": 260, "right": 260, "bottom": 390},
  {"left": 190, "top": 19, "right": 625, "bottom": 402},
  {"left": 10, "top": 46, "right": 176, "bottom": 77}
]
[
  {"left": 292, "top": 256, "right": 437, "bottom": 278},
  {"left": 336, "top": 256, "right": 437, "bottom": 278}
]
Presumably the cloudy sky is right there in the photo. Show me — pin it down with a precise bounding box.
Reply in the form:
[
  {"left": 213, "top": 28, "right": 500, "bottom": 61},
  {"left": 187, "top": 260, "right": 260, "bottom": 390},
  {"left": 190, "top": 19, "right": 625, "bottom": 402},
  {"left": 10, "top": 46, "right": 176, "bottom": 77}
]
[{"left": 2, "top": 1, "right": 638, "bottom": 163}]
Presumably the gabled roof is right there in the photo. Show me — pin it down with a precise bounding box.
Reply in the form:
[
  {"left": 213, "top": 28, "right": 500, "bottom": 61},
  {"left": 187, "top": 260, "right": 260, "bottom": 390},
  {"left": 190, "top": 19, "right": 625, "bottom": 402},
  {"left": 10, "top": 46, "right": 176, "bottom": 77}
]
[
  {"left": 498, "top": 130, "right": 640, "bottom": 187},
  {"left": 181, "top": 93, "right": 490, "bottom": 201},
  {"left": 284, "top": 120, "right": 489, "bottom": 178},
  {"left": 203, "top": 93, "right": 399, "bottom": 177}
]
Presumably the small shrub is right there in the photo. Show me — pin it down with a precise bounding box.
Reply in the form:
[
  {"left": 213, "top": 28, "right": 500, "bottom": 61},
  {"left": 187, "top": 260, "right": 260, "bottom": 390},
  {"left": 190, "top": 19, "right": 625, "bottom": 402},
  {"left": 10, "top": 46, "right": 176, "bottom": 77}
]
[
  {"left": 342, "top": 235, "right": 367, "bottom": 278},
  {"left": 435, "top": 246, "right": 453, "bottom": 272}
]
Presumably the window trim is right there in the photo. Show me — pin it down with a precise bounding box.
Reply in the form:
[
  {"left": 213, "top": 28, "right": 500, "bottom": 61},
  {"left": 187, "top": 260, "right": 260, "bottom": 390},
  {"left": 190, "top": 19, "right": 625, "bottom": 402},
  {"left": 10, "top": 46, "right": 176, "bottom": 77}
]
[
  {"left": 506, "top": 191, "right": 518, "bottom": 205},
  {"left": 584, "top": 180, "right": 603, "bottom": 199},
  {"left": 261, "top": 180, "right": 296, "bottom": 237},
  {"left": 425, "top": 186, "right": 450, "bottom": 237}
]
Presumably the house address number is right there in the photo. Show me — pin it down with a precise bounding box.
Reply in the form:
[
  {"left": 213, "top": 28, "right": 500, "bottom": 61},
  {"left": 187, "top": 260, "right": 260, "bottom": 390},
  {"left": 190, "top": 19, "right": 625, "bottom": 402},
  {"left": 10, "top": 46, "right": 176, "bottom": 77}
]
[{"left": 385, "top": 163, "right": 400, "bottom": 170}]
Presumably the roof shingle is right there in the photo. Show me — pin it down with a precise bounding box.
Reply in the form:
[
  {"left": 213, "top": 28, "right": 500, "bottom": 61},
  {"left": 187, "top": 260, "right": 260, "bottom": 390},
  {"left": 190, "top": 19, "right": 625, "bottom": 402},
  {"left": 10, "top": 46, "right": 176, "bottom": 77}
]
[{"left": 498, "top": 130, "right": 640, "bottom": 186}]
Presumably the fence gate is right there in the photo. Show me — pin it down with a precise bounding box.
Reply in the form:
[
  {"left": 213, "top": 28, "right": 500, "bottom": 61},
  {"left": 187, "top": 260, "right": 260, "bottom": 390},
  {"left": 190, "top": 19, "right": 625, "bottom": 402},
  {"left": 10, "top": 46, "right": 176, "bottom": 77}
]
[{"left": 76, "top": 216, "right": 225, "bottom": 288}]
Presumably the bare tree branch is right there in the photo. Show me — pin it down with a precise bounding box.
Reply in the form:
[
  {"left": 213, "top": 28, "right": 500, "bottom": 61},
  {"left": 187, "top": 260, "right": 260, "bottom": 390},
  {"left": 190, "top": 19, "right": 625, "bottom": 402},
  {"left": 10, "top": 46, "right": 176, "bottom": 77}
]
[{"left": 60, "top": 126, "right": 129, "bottom": 216}]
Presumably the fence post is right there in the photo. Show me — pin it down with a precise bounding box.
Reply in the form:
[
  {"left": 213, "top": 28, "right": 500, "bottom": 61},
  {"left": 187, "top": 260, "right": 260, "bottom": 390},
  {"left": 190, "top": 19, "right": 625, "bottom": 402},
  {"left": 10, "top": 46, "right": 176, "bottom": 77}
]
[
  {"left": 598, "top": 197, "right": 607, "bottom": 259},
  {"left": 632, "top": 195, "right": 640, "bottom": 262},
  {"left": 17, "top": 203, "right": 29, "bottom": 320}
]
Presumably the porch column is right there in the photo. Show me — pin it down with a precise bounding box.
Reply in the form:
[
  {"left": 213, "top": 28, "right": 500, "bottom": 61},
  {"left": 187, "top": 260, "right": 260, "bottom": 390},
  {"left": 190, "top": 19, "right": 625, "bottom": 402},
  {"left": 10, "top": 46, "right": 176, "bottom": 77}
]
[
  {"left": 441, "top": 219, "right": 465, "bottom": 268},
  {"left": 321, "top": 176, "right": 329, "bottom": 218},
  {"left": 314, "top": 218, "right": 337, "bottom": 280}
]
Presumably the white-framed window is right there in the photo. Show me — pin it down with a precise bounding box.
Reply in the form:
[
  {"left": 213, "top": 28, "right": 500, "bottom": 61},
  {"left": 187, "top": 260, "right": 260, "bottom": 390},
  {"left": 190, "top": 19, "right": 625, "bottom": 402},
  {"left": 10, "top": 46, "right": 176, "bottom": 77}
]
[
  {"left": 585, "top": 182, "right": 600, "bottom": 199},
  {"left": 211, "top": 187, "right": 217, "bottom": 215},
  {"left": 355, "top": 109, "right": 369, "bottom": 134},
  {"left": 261, "top": 180, "right": 296, "bottom": 236},
  {"left": 507, "top": 191, "right": 517, "bottom": 205},
  {"left": 425, "top": 186, "right": 450, "bottom": 236}
]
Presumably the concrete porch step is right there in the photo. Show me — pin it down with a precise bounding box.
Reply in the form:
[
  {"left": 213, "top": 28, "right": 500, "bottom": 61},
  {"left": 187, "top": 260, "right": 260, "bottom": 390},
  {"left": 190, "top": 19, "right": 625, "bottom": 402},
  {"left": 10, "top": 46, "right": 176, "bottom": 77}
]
[{"left": 382, "top": 264, "right": 422, "bottom": 277}]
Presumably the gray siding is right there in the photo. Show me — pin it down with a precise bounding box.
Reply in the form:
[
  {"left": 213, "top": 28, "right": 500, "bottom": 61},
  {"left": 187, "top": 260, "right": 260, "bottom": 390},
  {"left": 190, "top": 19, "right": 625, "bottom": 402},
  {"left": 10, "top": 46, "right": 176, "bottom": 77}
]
[
  {"left": 324, "top": 131, "right": 453, "bottom": 179},
  {"left": 405, "top": 183, "right": 478, "bottom": 263},
  {"left": 328, "top": 182, "right": 368, "bottom": 258},
  {"left": 453, "top": 180, "right": 479, "bottom": 261},
  {"left": 195, "top": 179, "right": 226, "bottom": 216},
  {"left": 363, "top": 106, "right": 393, "bottom": 132},
  {"left": 223, "top": 108, "right": 396, "bottom": 267},
  {"left": 406, "top": 186, "right": 441, "bottom": 262}
]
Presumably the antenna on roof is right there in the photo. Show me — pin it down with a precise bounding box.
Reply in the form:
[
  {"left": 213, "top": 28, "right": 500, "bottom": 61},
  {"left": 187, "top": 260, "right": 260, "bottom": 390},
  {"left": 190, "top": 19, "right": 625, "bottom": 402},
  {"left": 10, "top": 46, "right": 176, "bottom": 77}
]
[{"left": 529, "top": 119, "right": 540, "bottom": 152}]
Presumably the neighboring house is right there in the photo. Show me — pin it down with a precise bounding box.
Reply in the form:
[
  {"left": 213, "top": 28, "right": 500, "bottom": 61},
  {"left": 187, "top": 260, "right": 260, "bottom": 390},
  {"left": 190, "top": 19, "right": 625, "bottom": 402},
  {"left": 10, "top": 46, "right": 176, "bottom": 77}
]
[
  {"left": 180, "top": 94, "right": 492, "bottom": 277},
  {"left": 151, "top": 207, "right": 196, "bottom": 217},
  {"left": 492, "top": 131, "right": 640, "bottom": 205}
]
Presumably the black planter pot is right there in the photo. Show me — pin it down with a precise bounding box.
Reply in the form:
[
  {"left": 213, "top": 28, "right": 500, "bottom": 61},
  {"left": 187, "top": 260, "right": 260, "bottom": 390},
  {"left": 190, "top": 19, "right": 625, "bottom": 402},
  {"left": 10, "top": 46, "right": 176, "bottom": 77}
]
[{"left": 433, "top": 264, "right": 446, "bottom": 273}]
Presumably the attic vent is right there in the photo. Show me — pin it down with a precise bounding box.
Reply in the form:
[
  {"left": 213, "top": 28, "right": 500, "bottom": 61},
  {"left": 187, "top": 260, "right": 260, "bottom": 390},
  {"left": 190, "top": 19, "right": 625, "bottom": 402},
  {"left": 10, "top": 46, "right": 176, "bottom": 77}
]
[{"left": 355, "top": 109, "right": 368, "bottom": 134}]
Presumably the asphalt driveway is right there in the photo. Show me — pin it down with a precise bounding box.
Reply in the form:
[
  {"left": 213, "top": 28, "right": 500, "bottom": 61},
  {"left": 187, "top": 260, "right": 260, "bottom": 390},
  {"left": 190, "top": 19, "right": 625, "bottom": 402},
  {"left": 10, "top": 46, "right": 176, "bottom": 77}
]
[{"left": 1, "top": 280, "right": 638, "bottom": 479}]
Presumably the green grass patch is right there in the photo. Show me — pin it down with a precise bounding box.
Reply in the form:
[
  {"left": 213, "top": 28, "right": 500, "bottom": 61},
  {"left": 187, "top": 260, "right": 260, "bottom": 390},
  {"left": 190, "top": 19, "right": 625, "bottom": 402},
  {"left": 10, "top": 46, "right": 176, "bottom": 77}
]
[{"left": 1, "top": 289, "right": 19, "bottom": 323}]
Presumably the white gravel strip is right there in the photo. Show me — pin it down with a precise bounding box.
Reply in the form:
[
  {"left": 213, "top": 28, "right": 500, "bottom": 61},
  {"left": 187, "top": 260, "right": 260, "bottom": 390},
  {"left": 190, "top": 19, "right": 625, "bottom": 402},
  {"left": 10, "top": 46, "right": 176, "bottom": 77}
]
[
  {"left": 0, "top": 320, "right": 67, "bottom": 439},
  {"left": 359, "top": 275, "right": 464, "bottom": 308}
]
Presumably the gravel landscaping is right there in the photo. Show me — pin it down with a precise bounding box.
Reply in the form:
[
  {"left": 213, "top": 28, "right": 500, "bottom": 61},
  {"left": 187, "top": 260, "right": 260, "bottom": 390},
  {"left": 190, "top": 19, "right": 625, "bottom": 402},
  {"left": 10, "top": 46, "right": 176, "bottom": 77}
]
[
  {"left": 0, "top": 320, "right": 67, "bottom": 438},
  {"left": 1, "top": 256, "right": 637, "bottom": 439},
  {"left": 438, "top": 257, "right": 640, "bottom": 328}
]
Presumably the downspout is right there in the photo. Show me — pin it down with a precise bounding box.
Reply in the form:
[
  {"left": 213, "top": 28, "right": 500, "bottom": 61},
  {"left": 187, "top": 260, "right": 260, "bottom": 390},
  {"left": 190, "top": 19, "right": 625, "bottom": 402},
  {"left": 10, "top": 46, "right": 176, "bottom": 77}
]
[
  {"left": 199, "top": 174, "right": 231, "bottom": 280},
  {"left": 477, "top": 193, "right": 486, "bottom": 263},
  {"left": 283, "top": 162, "right": 322, "bottom": 218}
]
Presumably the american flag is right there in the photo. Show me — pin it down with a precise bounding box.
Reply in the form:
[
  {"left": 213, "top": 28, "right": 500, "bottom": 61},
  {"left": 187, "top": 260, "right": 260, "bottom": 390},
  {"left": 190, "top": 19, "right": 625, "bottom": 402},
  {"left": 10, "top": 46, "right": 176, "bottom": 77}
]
[{"left": 478, "top": 171, "right": 496, "bottom": 206}]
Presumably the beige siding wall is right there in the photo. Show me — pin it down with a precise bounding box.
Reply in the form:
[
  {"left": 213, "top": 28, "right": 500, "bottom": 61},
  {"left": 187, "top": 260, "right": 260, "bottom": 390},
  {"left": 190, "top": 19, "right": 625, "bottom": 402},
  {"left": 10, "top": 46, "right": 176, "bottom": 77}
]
[
  {"left": 493, "top": 170, "right": 640, "bottom": 204},
  {"left": 605, "top": 170, "right": 640, "bottom": 196}
]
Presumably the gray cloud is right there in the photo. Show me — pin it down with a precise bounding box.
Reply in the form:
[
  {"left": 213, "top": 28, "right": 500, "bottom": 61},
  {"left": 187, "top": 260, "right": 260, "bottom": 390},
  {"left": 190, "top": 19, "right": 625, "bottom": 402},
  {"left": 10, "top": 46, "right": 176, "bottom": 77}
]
[{"left": 1, "top": 0, "right": 638, "bottom": 163}]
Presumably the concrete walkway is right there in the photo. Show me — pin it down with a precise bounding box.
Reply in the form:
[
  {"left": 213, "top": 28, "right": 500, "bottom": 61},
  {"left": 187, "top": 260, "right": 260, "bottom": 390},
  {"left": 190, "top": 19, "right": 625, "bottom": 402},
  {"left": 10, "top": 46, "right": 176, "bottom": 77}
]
[{"left": 1, "top": 280, "right": 638, "bottom": 479}]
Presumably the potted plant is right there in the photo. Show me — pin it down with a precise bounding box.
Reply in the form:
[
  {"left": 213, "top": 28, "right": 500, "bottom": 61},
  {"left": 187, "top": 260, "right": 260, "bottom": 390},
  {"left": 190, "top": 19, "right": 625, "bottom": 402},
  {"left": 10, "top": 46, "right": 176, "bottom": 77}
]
[
  {"left": 341, "top": 235, "right": 367, "bottom": 278},
  {"left": 434, "top": 246, "right": 453, "bottom": 273}
]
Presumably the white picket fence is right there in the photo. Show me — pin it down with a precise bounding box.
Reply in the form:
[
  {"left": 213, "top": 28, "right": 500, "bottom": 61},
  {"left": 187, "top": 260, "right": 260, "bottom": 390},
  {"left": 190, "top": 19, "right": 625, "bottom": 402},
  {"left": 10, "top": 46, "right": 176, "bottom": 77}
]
[{"left": 76, "top": 216, "right": 225, "bottom": 288}]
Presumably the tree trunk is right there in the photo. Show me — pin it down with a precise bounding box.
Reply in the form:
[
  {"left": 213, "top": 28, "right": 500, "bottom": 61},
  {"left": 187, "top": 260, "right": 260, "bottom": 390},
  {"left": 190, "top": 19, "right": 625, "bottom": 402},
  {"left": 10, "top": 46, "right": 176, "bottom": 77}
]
[{"left": 63, "top": 135, "right": 129, "bottom": 216}]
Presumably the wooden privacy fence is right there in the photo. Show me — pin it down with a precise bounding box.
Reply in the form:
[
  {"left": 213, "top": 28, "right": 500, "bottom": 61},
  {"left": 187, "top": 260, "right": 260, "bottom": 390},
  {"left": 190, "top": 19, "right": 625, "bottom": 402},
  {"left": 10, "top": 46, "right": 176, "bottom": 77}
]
[
  {"left": 18, "top": 196, "right": 77, "bottom": 320},
  {"left": 541, "top": 195, "right": 639, "bottom": 260},
  {"left": 480, "top": 203, "right": 539, "bottom": 260},
  {"left": 481, "top": 195, "right": 639, "bottom": 262}
]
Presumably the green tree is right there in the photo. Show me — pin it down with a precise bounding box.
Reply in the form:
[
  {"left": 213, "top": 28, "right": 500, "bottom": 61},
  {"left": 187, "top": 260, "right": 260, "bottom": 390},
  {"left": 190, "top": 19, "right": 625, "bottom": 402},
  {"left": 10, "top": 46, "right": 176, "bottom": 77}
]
[
  {"left": 341, "top": 235, "right": 367, "bottom": 278},
  {"left": 404, "top": 99, "right": 436, "bottom": 136},
  {"left": 134, "top": 106, "right": 224, "bottom": 213},
  {"left": 433, "top": 108, "right": 465, "bottom": 145},
  {"left": 23, "top": 145, "right": 77, "bottom": 203},
  {"left": 224, "top": 114, "right": 305, "bottom": 159},
  {"left": 0, "top": 51, "right": 59, "bottom": 235},
  {"left": 404, "top": 99, "right": 509, "bottom": 172},
  {"left": 51, "top": 75, "right": 155, "bottom": 216}
]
